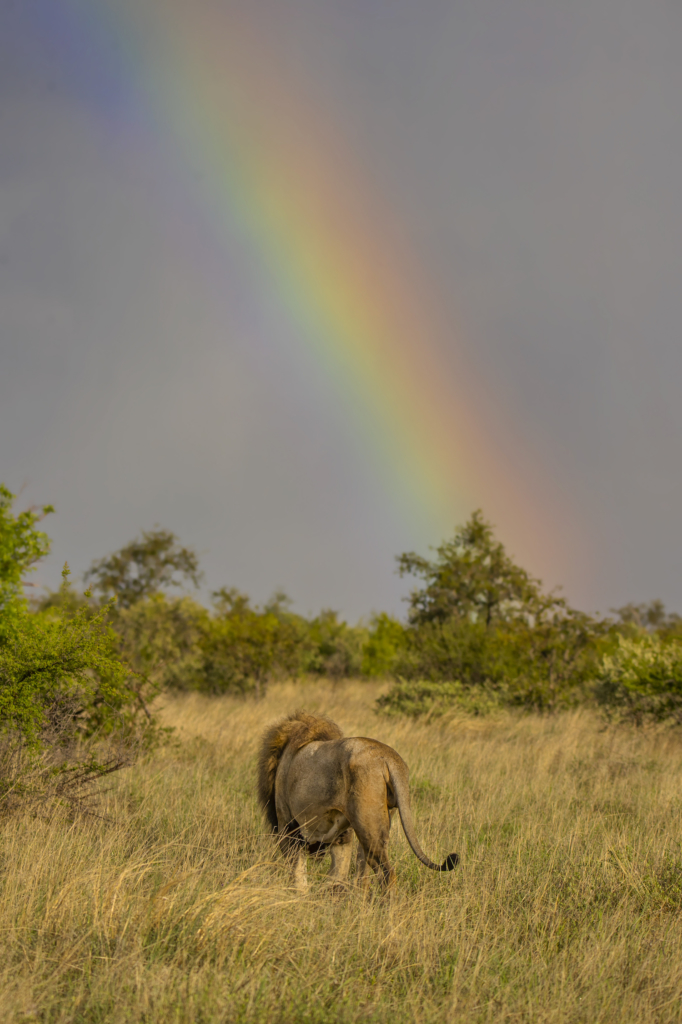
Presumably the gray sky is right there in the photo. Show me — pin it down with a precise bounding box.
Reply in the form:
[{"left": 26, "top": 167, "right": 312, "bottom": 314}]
[{"left": 2, "top": 0, "right": 682, "bottom": 620}]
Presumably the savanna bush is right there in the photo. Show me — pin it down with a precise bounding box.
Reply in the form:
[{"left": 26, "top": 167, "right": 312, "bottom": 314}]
[
  {"left": 113, "top": 593, "right": 208, "bottom": 698},
  {"left": 302, "top": 608, "right": 366, "bottom": 680},
  {"left": 595, "top": 632, "right": 682, "bottom": 724},
  {"left": 381, "top": 511, "right": 607, "bottom": 715},
  {"left": 361, "top": 613, "right": 407, "bottom": 677},
  {"left": 0, "top": 487, "right": 157, "bottom": 810},
  {"left": 197, "top": 589, "right": 307, "bottom": 696},
  {"left": 15, "top": 496, "right": 682, "bottom": 736},
  {"left": 376, "top": 676, "right": 506, "bottom": 717}
]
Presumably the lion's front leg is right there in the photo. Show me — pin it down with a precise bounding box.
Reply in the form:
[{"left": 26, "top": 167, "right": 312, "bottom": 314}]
[
  {"left": 277, "top": 819, "right": 309, "bottom": 893},
  {"left": 290, "top": 847, "right": 308, "bottom": 893}
]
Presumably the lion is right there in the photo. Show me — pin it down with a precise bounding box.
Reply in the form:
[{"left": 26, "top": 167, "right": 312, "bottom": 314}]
[{"left": 257, "top": 711, "right": 458, "bottom": 891}]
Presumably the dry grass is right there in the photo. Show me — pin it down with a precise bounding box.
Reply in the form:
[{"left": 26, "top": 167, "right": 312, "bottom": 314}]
[{"left": 2, "top": 679, "right": 682, "bottom": 1022}]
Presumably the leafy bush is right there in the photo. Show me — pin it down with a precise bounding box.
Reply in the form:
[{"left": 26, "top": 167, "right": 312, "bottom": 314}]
[
  {"left": 2, "top": 576, "right": 128, "bottom": 748},
  {"left": 595, "top": 633, "right": 682, "bottom": 724},
  {"left": 0, "top": 576, "right": 148, "bottom": 812},
  {"left": 377, "top": 677, "right": 506, "bottom": 717},
  {"left": 196, "top": 589, "right": 308, "bottom": 696},
  {"left": 112, "top": 593, "right": 208, "bottom": 703},
  {"left": 0, "top": 489, "right": 157, "bottom": 811},
  {"left": 392, "top": 618, "right": 503, "bottom": 686},
  {"left": 22, "top": 501, "right": 682, "bottom": 732},
  {"left": 361, "top": 613, "right": 407, "bottom": 677},
  {"left": 303, "top": 609, "right": 366, "bottom": 680}
]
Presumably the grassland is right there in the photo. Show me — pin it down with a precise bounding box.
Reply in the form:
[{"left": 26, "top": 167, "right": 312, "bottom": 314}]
[{"left": 2, "top": 680, "right": 682, "bottom": 1022}]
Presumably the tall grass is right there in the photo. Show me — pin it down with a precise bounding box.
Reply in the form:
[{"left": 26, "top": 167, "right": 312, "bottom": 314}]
[{"left": 2, "top": 680, "right": 682, "bottom": 1022}]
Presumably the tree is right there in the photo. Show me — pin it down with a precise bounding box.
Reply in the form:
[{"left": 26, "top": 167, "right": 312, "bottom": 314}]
[
  {"left": 84, "top": 528, "right": 202, "bottom": 609},
  {"left": 398, "top": 510, "right": 542, "bottom": 627},
  {"left": 0, "top": 485, "right": 53, "bottom": 637},
  {"left": 611, "top": 600, "right": 682, "bottom": 636},
  {"left": 385, "top": 511, "right": 606, "bottom": 712}
]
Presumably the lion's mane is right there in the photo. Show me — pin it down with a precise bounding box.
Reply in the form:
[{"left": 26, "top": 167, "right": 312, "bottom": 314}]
[{"left": 257, "top": 712, "right": 344, "bottom": 831}]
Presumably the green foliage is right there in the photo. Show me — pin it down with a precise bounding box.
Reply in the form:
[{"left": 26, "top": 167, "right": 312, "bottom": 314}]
[
  {"left": 385, "top": 511, "right": 606, "bottom": 714},
  {"left": 112, "top": 593, "right": 208, "bottom": 702},
  {"left": 0, "top": 564, "right": 155, "bottom": 811},
  {"left": 376, "top": 677, "right": 506, "bottom": 717},
  {"left": 394, "top": 618, "right": 502, "bottom": 685},
  {"left": 505, "top": 602, "right": 607, "bottom": 707},
  {"left": 382, "top": 616, "right": 600, "bottom": 714},
  {"left": 197, "top": 589, "right": 308, "bottom": 696},
  {"left": 361, "top": 613, "right": 407, "bottom": 677},
  {"left": 595, "top": 633, "right": 682, "bottom": 724},
  {"left": 303, "top": 609, "right": 366, "bottom": 680},
  {"left": 398, "top": 510, "right": 541, "bottom": 627},
  {"left": 0, "top": 492, "right": 161, "bottom": 807},
  {"left": 0, "top": 573, "right": 129, "bottom": 749},
  {"left": 0, "top": 485, "right": 53, "bottom": 636},
  {"left": 611, "top": 599, "right": 682, "bottom": 640},
  {"left": 84, "top": 528, "right": 202, "bottom": 608},
  {"left": 12, "top": 487, "right": 682, "bottom": 732}
]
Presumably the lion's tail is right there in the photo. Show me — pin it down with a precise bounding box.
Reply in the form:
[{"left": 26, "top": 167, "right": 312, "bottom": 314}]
[
  {"left": 257, "top": 712, "right": 344, "bottom": 833},
  {"left": 387, "top": 761, "right": 459, "bottom": 872}
]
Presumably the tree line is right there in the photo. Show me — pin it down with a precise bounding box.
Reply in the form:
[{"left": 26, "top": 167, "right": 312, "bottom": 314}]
[{"left": 2, "top": 484, "right": 682, "bottom": 805}]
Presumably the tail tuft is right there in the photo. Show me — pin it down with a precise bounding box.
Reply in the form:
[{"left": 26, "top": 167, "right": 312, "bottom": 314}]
[{"left": 440, "top": 853, "right": 459, "bottom": 871}]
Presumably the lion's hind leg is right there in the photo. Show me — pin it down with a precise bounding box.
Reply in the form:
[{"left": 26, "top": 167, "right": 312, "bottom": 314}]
[
  {"left": 352, "top": 814, "right": 396, "bottom": 891},
  {"left": 355, "top": 837, "right": 396, "bottom": 890},
  {"left": 355, "top": 841, "right": 371, "bottom": 890},
  {"left": 348, "top": 778, "right": 397, "bottom": 890}
]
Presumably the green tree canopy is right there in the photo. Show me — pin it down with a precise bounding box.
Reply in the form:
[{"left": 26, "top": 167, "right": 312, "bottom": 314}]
[
  {"left": 398, "top": 510, "right": 542, "bottom": 627},
  {"left": 611, "top": 600, "right": 682, "bottom": 635},
  {"left": 0, "top": 485, "right": 53, "bottom": 634},
  {"left": 388, "top": 510, "right": 609, "bottom": 711},
  {"left": 85, "top": 528, "right": 202, "bottom": 609}
]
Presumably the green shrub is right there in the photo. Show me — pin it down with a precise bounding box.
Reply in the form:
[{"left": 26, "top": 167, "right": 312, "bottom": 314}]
[
  {"left": 393, "top": 618, "right": 503, "bottom": 686},
  {"left": 0, "top": 574, "right": 150, "bottom": 812},
  {"left": 361, "top": 613, "right": 407, "bottom": 677},
  {"left": 595, "top": 633, "right": 682, "bottom": 724},
  {"left": 1, "top": 585, "right": 128, "bottom": 748},
  {"left": 303, "top": 609, "right": 366, "bottom": 680},
  {"left": 196, "top": 589, "right": 308, "bottom": 696},
  {"left": 0, "top": 488, "right": 157, "bottom": 810},
  {"left": 377, "top": 677, "right": 506, "bottom": 717},
  {"left": 112, "top": 593, "right": 208, "bottom": 700}
]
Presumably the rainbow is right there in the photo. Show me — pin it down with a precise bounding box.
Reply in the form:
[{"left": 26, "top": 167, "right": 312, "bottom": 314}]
[{"left": 18, "top": 0, "right": 581, "bottom": 579}]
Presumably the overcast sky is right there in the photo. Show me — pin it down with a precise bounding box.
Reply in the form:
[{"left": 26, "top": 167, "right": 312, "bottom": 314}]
[{"left": 2, "top": 0, "right": 682, "bottom": 620}]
